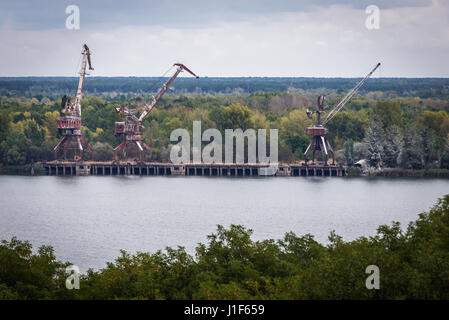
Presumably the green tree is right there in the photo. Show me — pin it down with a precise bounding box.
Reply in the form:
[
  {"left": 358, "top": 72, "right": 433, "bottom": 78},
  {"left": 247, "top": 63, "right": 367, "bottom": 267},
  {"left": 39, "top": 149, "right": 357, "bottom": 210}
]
[
  {"left": 211, "top": 104, "right": 254, "bottom": 131},
  {"left": 364, "top": 120, "right": 383, "bottom": 167},
  {"left": 92, "top": 142, "right": 114, "bottom": 161},
  {"left": 343, "top": 139, "right": 354, "bottom": 165},
  {"left": 326, "top": 111, "right": 365, "bottom": 147},
  {"left": 399, "top": 126, "right": 423, "bottom": 169},
  {"left": 0, "top": 110, "right": 11, "bottom": 140},
  {"left": 372, "top": 101, "right": 403, "bottom": 129},
  {"left": 0, "top": 237, "right": 71, "bottom": 299},
  {"left": 418, "top": 110, "right": 449, "bottom": 140},
  {"left": 440, "top": 135, "right": 449, "bottom": 169},
  {"left": 382, "top": 126, "right": 402, "bottom": 168},
  {"left": 0, "top": 131, "right": 31, "bottom": 165},
  {"left": 23, "top": 119, "right": 46, "bottom": 147},
  {"left": 285, "top": 134, "right": 309, "bottom": 157},
  {"left": 418, "top": 111, "right": 449, "bottom": 167}
]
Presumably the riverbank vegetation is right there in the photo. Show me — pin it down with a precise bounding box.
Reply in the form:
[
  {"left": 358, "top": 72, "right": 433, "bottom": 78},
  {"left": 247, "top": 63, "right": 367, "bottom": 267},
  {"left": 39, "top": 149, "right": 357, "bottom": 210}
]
[
  {"left": 1, "top": 79, "right": 448, "bottom": 169},
  {"left": 0, "top": 194, "right": 448, "bottom": 299}
]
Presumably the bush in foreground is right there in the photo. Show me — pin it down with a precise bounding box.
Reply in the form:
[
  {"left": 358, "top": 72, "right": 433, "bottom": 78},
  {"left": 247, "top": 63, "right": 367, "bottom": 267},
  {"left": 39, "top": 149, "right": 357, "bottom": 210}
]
[{"left": 1, "top": 195, "right": 448, "bottom": 300}]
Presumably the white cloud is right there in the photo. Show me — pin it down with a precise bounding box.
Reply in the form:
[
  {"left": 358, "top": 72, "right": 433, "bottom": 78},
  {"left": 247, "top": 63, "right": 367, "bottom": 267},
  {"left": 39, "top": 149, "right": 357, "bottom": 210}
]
[{"left": 314, "top": 41, "right": 328, "bottom": 47}]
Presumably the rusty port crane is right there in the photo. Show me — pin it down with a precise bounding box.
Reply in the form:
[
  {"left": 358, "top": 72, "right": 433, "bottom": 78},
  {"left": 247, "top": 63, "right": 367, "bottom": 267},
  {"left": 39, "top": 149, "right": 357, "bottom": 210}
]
[
  {"left": 113, "top": 63, "right": 199, "bottom": 162},
  {"left": 304, "top": 62, "right": 380, "bottom": 165},
  {"left": 54, "top": 44, "right": 94, "bottom": 161}
]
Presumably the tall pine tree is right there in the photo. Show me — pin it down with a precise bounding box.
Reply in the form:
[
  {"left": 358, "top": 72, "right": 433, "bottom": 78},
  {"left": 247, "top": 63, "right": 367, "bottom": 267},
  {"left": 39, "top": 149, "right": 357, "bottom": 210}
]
[{"left": 364, "top": 120, "right": 383, "bottom": 168}]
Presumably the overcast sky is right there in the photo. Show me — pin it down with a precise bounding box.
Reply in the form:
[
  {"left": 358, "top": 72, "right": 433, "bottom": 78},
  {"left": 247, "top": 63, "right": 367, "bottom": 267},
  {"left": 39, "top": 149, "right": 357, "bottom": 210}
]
[{"left": 0, "top": 0, "right": 448, "bottom": 77}]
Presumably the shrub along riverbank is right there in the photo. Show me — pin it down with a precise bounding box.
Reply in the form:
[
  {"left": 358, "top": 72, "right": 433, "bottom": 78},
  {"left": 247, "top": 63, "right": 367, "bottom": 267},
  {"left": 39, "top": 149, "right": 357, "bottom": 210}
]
[
  {"left": 1, "top": 194, "right": 448, "bottom": 300},
  {"left": 0, "top": 164, "right": 46, "bottom": 175},
  {"left": 346, "top": 167, "right": 449, "bottom": 178},
  {"left": 375, "top": 168, "right": 449, "bottom": 178}
]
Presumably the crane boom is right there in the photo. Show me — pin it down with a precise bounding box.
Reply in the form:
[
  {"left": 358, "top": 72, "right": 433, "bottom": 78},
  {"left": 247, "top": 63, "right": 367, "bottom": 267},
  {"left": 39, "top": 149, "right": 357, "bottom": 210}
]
[
  {"left": 73, "top": 44, "right": 94, "bottom": 116},
  {"left": 114, "top": 63, "right": 198, "bottom": 161},
  {"left": 322, "top": 62, "right": 380, "bottom": 125},
  {"left": 138, "top": 63, "right": 199, "bottom": 122}
]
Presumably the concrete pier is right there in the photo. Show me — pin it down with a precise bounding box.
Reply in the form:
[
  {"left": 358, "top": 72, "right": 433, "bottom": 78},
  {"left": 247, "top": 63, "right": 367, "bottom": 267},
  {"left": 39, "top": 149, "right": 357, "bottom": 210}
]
[{"left": 39, "top": 161, "right": 346, "bottom": 177}]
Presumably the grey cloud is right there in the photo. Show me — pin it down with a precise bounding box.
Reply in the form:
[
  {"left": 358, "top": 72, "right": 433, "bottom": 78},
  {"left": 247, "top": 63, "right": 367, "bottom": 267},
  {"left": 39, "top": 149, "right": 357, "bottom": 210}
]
[
  {"left": 1, "top": 0, "right": 446, "bottom": 77},
  {"left": 0, "top": 0, "right": 433, "bottom": 30}
]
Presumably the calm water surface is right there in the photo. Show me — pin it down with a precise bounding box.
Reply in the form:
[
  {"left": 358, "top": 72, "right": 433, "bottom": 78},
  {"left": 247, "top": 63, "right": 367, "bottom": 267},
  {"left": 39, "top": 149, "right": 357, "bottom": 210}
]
[{"left": 0, "top": 175, "right": 448, "bottom": 272}]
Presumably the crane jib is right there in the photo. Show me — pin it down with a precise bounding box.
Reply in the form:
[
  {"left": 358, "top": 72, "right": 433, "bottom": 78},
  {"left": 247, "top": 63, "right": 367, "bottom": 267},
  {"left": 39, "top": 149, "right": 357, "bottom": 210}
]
[
  {"left": 322, "top": 62, "right": 380, "bottom": 125},
  {"left": 138, "top": 64, "right": 199, "bottom": 122},
  {"left": 74, "top": 44, "right": 94, "bottom": 117},
  {"left": 113, "top": 63, "right": 199, "bottom": 161}
]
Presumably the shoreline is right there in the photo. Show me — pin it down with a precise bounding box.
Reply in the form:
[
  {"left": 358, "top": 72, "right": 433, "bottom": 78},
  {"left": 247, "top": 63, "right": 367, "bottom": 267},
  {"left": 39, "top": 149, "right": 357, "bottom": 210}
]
[{"left": 1, "top": 163, "right": 448, "bottom": 178}]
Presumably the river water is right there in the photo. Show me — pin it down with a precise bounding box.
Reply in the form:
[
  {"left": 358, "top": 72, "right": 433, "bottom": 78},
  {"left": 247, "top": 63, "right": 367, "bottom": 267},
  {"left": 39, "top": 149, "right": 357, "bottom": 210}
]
[{"left": 0, "top": 175, "right": 447, "bottom": 272}]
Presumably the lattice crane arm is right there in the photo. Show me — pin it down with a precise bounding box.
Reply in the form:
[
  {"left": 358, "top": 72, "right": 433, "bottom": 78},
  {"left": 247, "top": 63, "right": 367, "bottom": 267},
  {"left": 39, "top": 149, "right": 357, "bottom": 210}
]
[
  {"left": 138, "top": 63, "right": 199, "bottom": 122},
  {"left": 322, "top": 62, "right": 380, "bottom": 126},
  {"left": 73, "top": 44, "right": 94, "bottom": 116}
]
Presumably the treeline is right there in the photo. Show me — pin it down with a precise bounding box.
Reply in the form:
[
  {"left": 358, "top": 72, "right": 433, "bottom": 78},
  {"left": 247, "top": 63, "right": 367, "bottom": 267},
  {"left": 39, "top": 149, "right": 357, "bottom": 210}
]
[
  {"left": 0, "top": 91, "right": 448, "bottom": 168},
  {"left": 1, "top": 194, "right": 448, "bottom": 299},
  {"left": 1, "top": 77, "right": 449, "bottom": 99},
  {"left": 349, "top": 101, "right": 449, "bottom": 170}
]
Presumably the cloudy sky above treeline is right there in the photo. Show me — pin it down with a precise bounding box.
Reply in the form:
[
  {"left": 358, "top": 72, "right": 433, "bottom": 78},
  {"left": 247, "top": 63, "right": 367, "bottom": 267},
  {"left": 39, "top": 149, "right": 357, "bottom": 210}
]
[{"left": 0, "top": 0, "right": 448, "bottom": 77}]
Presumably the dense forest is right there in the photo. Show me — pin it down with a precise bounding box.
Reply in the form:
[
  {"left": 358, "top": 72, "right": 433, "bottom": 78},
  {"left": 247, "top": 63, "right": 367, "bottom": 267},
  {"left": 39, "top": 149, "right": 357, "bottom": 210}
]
[
  {"left": 1, "top": 194, "right": 448, "bottom": 299},
  {"left": 1, "top": 77, "right": 449, "bottom": 171},
  {"left": 1, "top": 77, "right": 449, "bottom": 99}
]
